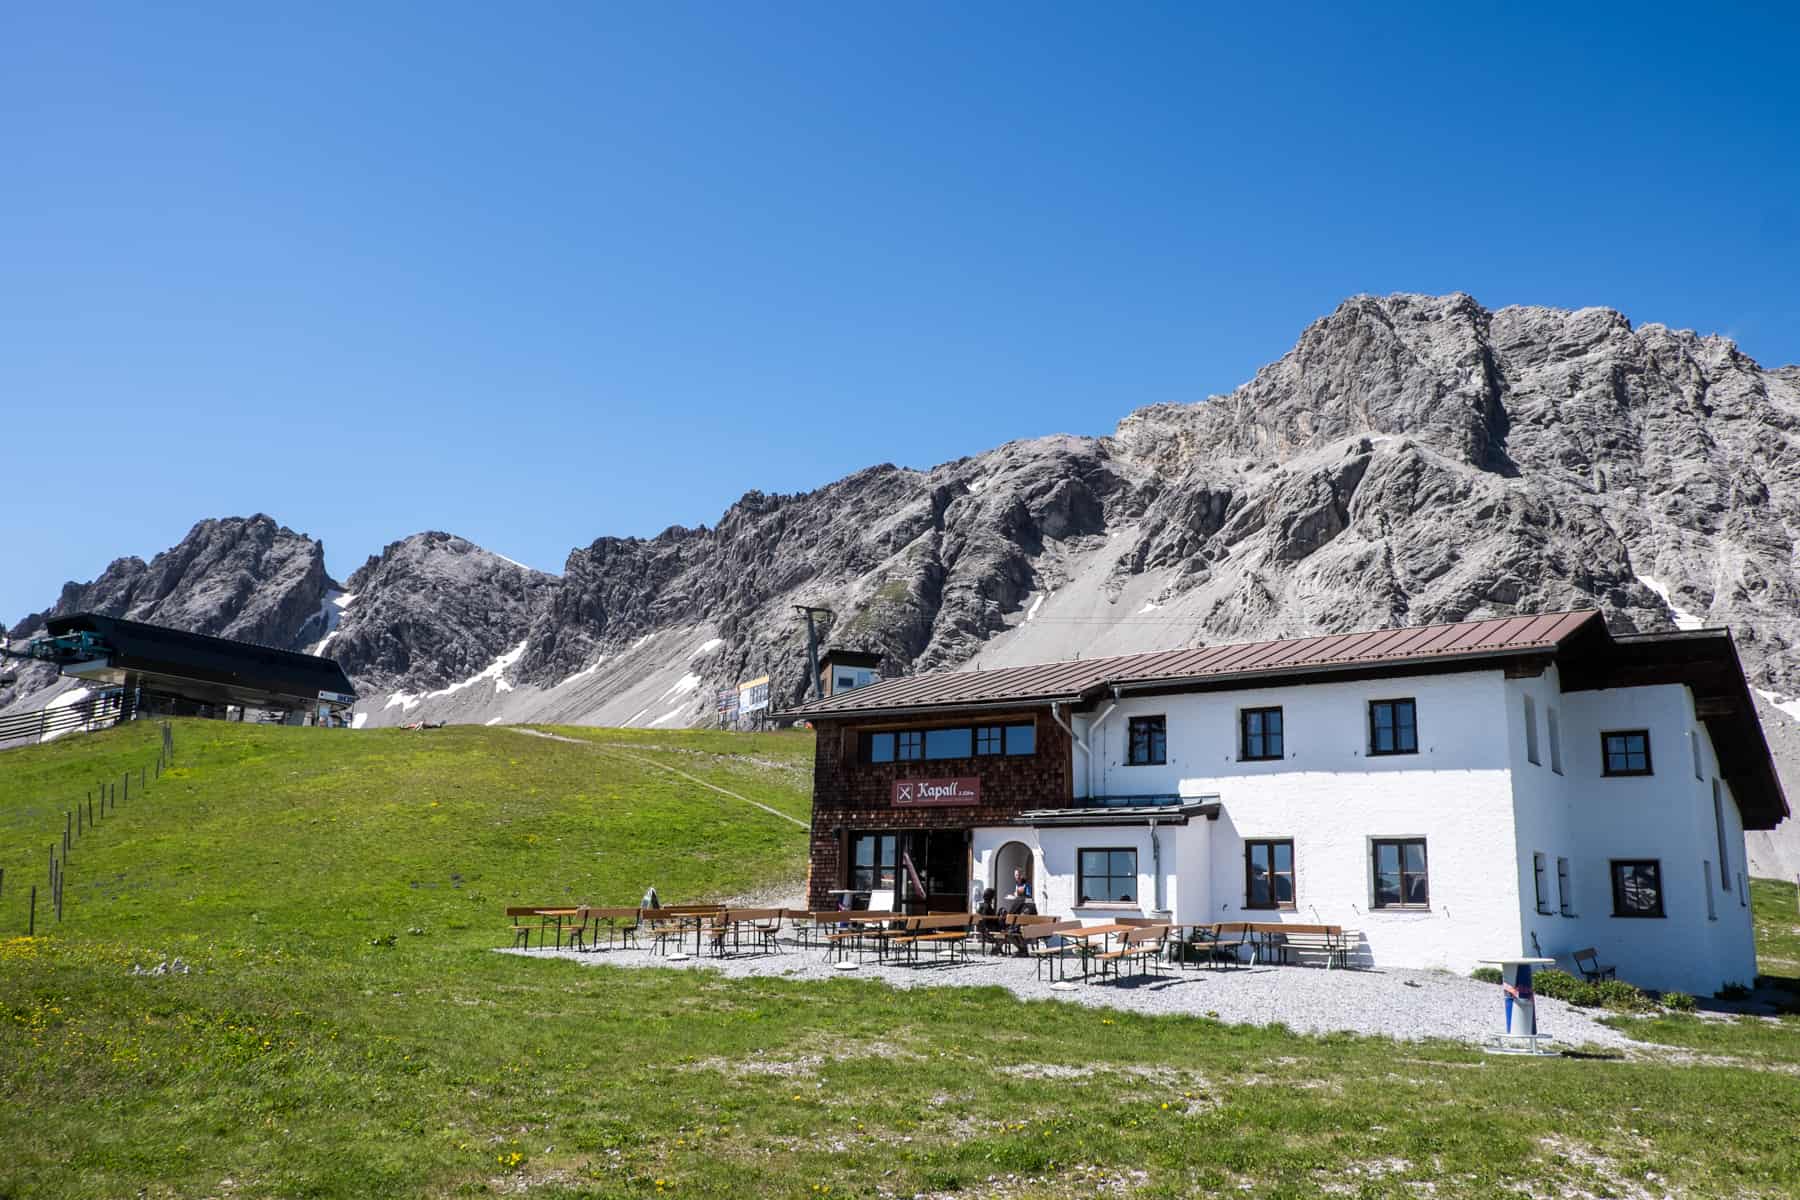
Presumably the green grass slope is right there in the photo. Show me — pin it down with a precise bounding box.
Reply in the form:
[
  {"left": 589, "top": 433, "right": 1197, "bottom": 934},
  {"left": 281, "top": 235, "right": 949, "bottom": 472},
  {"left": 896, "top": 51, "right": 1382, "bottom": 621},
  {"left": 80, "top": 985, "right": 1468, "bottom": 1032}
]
[
  {"left": 1, "top": 721, "right": 809, "bottom": 947},
  {"left": 3, "top": 720, "right": 1799, "bottom": 1199}
]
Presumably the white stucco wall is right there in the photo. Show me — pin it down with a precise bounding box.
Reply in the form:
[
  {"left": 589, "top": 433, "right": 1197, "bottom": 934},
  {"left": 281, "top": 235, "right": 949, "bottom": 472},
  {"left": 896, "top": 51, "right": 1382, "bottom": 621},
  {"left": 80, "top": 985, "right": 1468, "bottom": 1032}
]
[
  {"left": 1075, "top": 670, "right": 1524, "bottom": 972},
  {"left": 1521, "top": 674, "right": 1760, "bottom": 995},
  {"left": 982, "top": 662, "right": 1761, "bottom": 992},
  {"left": 972, "top": 822, "right": 1206, "bottom": 925}
]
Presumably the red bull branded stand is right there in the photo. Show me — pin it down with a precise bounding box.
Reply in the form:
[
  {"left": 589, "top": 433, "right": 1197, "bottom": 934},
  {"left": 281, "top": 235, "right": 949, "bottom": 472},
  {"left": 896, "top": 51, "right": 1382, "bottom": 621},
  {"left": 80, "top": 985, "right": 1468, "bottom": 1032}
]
[{"left": 1478, "top": 956, "right": 1558, "bottom": 1056}]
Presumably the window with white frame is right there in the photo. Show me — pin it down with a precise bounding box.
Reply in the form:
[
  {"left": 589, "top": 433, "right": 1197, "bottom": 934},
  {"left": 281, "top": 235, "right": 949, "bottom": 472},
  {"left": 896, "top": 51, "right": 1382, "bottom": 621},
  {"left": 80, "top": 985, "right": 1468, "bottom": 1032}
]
[
  {"left": 1532, "top": 852, "right": 1551, "bottom": 914},
  {"left": 1523, "top": 694, "right": 1540, "bottom": 765},
  {"left": 1547, "top": 707, "right": 1563, "bottom": 775},
  {"left": 1556, "top": 856, "right": 1573, "bottom": 915}
]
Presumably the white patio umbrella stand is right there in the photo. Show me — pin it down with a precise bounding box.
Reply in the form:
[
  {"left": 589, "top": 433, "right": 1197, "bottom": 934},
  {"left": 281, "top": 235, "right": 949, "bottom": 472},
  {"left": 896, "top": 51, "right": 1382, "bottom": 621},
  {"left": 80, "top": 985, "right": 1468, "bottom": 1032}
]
[{"left": 1477, "top": 956, "right": 1559, "bottom": 1056}]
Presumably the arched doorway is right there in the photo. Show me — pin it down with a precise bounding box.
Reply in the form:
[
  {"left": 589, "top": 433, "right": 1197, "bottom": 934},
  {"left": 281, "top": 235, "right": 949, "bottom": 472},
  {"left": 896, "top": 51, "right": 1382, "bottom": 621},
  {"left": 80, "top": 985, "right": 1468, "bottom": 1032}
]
[{"left": 991, "top": 841, "right": 1033, "bottom": 901}]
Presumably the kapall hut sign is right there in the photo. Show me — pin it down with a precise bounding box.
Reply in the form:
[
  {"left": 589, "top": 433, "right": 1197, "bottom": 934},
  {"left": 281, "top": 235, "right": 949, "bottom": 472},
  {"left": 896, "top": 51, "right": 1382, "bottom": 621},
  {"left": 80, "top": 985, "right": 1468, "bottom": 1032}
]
[{"left": 892, "top": 777, "right": 980, "bottom": 807}]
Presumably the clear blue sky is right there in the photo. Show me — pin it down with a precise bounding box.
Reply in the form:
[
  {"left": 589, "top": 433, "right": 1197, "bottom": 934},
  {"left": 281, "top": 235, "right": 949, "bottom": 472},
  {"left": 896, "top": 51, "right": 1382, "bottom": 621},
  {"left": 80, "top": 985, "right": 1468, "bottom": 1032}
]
[{"left": 4, "top": 4, "right": 1797, "bottom": 621}]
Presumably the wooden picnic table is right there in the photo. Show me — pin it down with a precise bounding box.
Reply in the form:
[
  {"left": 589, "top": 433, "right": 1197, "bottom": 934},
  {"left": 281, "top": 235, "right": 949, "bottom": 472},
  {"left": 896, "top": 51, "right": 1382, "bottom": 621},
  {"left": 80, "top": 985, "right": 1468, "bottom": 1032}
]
[
  {"left": 1059, "top": 923, "right": 1136, "bottom": 980},
  {"left": 532, "top": 908, "right": 580, "bottom": 948},
  {"left": 641, "top": 908, "right": 721, "bottom": 956},
  {"left": 1167, "top": 921, "right": 1349, "bottom": 969}
]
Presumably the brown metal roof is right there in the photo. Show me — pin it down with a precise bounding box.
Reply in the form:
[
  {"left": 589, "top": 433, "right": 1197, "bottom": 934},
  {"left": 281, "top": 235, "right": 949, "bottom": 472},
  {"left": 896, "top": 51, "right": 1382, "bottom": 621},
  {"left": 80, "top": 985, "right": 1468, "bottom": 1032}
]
[{"left": 787, "top": 609, "right": 1603, "bottom": 717}]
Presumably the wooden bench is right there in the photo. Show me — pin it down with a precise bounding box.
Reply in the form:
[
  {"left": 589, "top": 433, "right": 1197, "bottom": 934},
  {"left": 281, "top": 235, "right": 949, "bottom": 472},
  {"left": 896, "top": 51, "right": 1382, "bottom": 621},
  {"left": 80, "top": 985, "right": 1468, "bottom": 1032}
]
[
  {"left": 711, "top": 908, "right": 783, "bottom": 956},
  {"left": 504, "top": 905, "right": 541, "bottom": 949},
  {"left": 583, "top": 906, "right": 642, "bottom": 950},
  {"left": 821, "top": 912, "right": 899, "bottom": 962},
  {"left": 1020, "top": 920, "right": 1083, "bottom": 981},
  {"left": 504, "top": 905, "right": 573, "bottom": 949},
  {"left": 640, "top": 906, "right": 723, "bottom": 955},
  {"left": 1264, "top": 923, "right": 1349, "bottom": 969},
  {"left": 886, "top": 913, "right": 971, "bottom": 965},
  {"left": 1092, "top": 926, "right": 1170, "bottom": 982},
  {"left": 1201, "top": 922, "right": 1255, "bottom": 968},
  {"left": 1573, "top": 947, "right": 1616, "bottom": 981}
]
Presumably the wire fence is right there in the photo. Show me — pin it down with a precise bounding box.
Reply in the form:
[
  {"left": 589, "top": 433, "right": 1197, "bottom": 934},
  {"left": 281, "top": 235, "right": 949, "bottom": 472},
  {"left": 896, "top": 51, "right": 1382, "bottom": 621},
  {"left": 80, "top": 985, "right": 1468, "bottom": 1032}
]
[{"left": 5, "top": 720, "right": 175, "bottom": 936}]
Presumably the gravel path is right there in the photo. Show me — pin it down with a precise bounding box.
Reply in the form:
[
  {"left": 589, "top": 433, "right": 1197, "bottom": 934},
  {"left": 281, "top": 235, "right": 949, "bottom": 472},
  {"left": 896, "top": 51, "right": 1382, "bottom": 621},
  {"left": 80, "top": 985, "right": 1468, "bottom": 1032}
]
[{"left": 499, "top": 940, "right": 1636, "bottom": 1049}]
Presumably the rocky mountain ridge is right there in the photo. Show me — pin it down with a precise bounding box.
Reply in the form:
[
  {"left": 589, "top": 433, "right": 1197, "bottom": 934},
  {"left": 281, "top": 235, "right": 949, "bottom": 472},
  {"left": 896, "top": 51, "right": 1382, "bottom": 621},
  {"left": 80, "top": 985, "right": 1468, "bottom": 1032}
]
[{"left": 6, "top": 292, "right": 1798, "bottom": 871}]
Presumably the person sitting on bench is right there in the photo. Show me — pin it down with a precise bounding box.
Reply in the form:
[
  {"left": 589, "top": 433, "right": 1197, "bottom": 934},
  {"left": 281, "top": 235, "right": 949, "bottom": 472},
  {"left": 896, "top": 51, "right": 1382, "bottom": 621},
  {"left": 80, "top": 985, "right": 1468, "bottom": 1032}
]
[{"left": 975, "top": 888, "right": 1003, "bottom": 953}]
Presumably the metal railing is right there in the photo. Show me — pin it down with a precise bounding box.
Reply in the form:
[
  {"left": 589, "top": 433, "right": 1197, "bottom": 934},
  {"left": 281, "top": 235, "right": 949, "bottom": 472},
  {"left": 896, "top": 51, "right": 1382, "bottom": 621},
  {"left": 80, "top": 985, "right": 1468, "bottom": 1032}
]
[{"left": 0, "top": 689, "right": 135, "bottom": 746}]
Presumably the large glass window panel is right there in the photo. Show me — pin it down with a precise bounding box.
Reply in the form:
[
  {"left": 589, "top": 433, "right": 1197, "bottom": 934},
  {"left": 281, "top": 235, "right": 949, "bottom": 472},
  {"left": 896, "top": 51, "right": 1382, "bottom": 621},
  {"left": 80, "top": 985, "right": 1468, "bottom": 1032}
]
[
  {"left": 1372, "top": 839, "right": 1427, "bottom": 908},
  {"left": 1128, "top": 716, "right": 1166, "bottom": 765},
  {"left": 1077, "top": 848, "right": 1137, "bottom": 904},
  {"left": 1241, "top": 707, "right": 1283, "bottom": 760},
  {"left": 924, "top": 727, "right": 972, "bottom": 760}
]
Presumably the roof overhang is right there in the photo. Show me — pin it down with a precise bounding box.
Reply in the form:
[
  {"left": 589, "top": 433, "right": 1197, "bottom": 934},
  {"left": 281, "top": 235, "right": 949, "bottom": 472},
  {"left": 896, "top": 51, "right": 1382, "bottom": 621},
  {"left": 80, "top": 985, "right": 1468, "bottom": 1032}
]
[
  {"left": 801, "top": 695, "right": 1085, "bottom": 723},
  {"left": 1007, "top": 800, "right": 1221, "bottom": 828},
  {"left": 1558, "top": 626, "right": 1789, "bottom": 829},
  {"left": 42, "top": 613, "right": 357, "bottom": 714},
  {"left": 1093, "top": 645, "right": 1563, "bottom": 705}
]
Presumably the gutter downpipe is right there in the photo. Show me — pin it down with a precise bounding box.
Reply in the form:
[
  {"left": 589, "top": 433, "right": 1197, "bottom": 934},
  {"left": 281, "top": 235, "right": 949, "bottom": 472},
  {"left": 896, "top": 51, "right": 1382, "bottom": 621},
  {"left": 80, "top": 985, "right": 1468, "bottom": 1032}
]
[
  {"left": 1049, "top": 701, "right": 1088, "bottom": 784},
  {"left": 1086, "top": 688, "right": 1122, "bottom": 800},
  {"left": 1149, "top": 817, "right": 1165, "bottom": 915}
]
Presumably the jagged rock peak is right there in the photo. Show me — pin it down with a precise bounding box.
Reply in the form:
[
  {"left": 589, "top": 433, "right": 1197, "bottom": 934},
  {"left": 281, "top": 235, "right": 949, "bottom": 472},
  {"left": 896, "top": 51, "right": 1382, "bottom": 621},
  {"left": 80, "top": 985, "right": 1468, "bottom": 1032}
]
[
  {"left": 9, "top": 515, "right": 333, "bottom": 647},
  {"left": 326, "top": 530, "right": 557, "bottom": 695}
]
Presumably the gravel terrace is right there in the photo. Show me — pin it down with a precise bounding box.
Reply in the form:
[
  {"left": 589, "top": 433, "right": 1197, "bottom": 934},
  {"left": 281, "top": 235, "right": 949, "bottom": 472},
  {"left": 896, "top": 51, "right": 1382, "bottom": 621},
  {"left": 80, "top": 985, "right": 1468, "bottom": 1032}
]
[{"left": 499, "top": 940, "right": 1637, "bottom": 1049}]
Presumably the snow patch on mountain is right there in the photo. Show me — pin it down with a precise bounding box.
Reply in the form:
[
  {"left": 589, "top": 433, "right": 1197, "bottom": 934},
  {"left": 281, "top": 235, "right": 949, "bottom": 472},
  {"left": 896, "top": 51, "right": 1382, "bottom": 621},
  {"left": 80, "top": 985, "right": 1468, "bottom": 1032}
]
[
  {"left": 1756, "top": 689, "right": 1800, "bottom": 724},
  {"left": 555, "top": 658, "right": 607, "bottom": 687},
  {"left": 692, "top": 638, "right": 724, "bottom": 656},
  {"left": 305, "top": 590, "right": 356, "bottom": 656},
  {"left": 383, "top": 639, "right": 529, "bottom": 711},
  {"left": 1639, "top": 575, "right": 1706, "bottom": 631}
]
